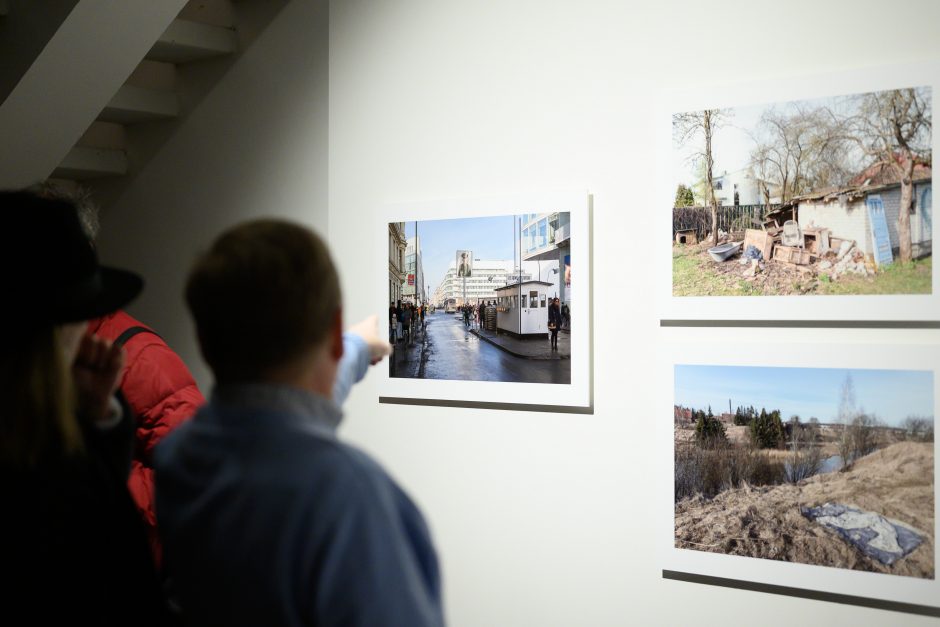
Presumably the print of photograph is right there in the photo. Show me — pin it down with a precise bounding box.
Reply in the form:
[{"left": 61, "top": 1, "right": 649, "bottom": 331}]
[
  {"left": 674, "top": 363, "right": 934, "bottom": 579},
  {"left": 671, "top": 85, "right": 932, "bottom": 297},
  {"left": 387, "top": 212, "right": 572, "bottom": 385}
]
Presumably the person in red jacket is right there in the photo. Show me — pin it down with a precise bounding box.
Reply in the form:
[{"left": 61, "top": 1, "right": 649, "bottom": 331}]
[
  {"left": 89, "top": 311, "right": 205, "bottom": 568},
  {"left": 32, "top": 183, "right": 205, "bottom": 570}
]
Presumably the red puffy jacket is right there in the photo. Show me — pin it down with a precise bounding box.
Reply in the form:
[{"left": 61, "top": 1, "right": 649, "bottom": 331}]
[{"left": 88, "top": 311, "right": 205, "bottom": 568}]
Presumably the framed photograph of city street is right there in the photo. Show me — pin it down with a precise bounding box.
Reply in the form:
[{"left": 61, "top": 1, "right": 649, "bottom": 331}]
[
  {"left": 659, "top": 338, "right": 940, "bottom": 615},
  {"left": 377, "top": 190, "right": 592, "bottom": 413},
  {"left": 657, "top": 61, "right": 940, "bottom": 322}
]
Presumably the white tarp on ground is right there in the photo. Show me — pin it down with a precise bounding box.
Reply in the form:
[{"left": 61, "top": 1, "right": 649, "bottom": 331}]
[{"left": 801, "top": 503, "right": 924, "bottom": 566}]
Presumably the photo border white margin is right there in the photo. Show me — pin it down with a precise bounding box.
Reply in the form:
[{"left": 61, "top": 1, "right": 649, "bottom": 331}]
[
  {"left": 657, "top": 60, "right": 940, "bottom": 322},
  {"left": 376, "top": 190, "right": 593, "bottom": 413},
  {"left": 658, "top": 337, "right": 940, "bottom": 611}
]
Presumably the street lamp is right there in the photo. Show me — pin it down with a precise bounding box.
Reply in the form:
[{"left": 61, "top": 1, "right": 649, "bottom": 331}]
[{"left": 541, "top": 267, "right": 559, "bottom": 298}]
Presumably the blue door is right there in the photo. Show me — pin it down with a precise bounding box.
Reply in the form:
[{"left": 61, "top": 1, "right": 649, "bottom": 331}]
[
  {"left": 866, "top": 195, "right": 893, "bottom": 267},
  {"left": 921, "top": 186, "right": 932, "bottom": 244}
]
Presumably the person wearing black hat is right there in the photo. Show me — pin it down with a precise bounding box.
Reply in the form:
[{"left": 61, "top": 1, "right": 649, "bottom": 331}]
[{"left": 0, "top": 190, "right": 169, "bottom": 625}]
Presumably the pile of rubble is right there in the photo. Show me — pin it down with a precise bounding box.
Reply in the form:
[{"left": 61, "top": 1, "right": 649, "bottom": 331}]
[
  {"left": 817, "top": 240, "right": 874, "bottom": 279},
  {"left": 707, "top": 212, "right": 875, "bottom": 283}
]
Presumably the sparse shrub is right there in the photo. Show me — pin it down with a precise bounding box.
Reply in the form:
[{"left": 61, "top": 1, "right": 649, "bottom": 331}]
[
  {"left": 850, "top": 413, "right": 880, "bottom": 458},
  {"left": 902, "top": 416, "right": 935, "bottom": 442},
  {"left": 784, "top": 417, "right": 823, "bottom": 483},
  {"left": 674, "top": 439, "right": 786, "bottom": 502},
  {"left": 748, "top": 452, "right": 786, "bottom": 486},
  {"left": 838, "top": 412, "right": 882, "bottom": 469}
]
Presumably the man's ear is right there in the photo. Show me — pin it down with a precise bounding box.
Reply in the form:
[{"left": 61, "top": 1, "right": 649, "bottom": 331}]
[{"left": 331, "top": 308, "right": 344, "bottom": 361}]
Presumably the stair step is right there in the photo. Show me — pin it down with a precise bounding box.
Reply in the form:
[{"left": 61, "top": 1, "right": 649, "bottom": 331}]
[
  {"left": 54, "top": 146, "right": 128, "bottom": 180},
  {"left": 146, "top": 18, "right": 236, "bottom": 64},
  {"left": 99, "top": 85, "right": 179, "bottom": 124}
]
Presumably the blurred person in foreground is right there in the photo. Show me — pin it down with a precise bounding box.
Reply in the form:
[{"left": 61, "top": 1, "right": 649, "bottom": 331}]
[
  {"left": 155, "top": 219, "right": 443, "bottom": 626},
  {"left": 62, "top": 187, "right": 385, "bottom": 570},
  {"left": 0, "top": 190, "right": 169, "bottom": 625}
]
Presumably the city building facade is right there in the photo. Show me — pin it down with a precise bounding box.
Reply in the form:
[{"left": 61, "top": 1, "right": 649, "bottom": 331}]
[
  {"left": 388, "top": 222, "right": 407, "bottom": 305},
  {"left": 402, "top": 236, "right": 426, "bottom": 304},
  {"left": 433, "top": 259, "right": 530, "bottom": 306},
  {"left": 521, "top": 212, "right": 570, "bottom": 304}
]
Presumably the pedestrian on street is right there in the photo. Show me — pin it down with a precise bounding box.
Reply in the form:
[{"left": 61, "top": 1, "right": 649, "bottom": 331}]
[
  {"left": 548, "top": 297, "right": 562, "bottom": 350},
  {"left": 389, "top": 302, "right": 397, "bottom": 343},
  {"left": 396, "top": 300, "right": 403, "bottom": 343},
  {"left": 402, "top": 304, "right": 412, "bottom": 345},
  {"left": 562, "top": 302, "right": 570, "bottom": 330}
]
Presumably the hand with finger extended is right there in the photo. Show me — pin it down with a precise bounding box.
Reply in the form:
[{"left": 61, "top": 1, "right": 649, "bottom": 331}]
[{"left": 347, "top": 314, "right": 393, "bottom": 365}]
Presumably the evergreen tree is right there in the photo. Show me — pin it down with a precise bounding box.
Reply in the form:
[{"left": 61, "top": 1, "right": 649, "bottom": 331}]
[
  {"left": 695, "top": 412, "right": 726, "bottom": 444},
  {"left": 674, "top": 184, "right": 695, "bottom": 207},
  {"left": 750, "top": 407, "right": 784, "bottom": 449}
]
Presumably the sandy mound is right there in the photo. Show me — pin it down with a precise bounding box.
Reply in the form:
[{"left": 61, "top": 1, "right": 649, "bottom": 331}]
[{"left": 674, "top": 442, "right": 934, "bottom": 578}]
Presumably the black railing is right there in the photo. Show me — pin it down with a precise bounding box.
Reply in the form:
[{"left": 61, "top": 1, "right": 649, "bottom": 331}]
[{"left": 672, "top": 204, "right": 782, "bottom": 241}]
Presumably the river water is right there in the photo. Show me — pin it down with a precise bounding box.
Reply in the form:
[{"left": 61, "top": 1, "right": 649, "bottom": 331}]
[{"left": 818, "top": 454, "right": 844, "bottom": 474}]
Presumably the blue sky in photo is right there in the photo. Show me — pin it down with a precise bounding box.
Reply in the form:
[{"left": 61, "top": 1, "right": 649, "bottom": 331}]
[
  {"left": 674, "top": 365, "right": 934, "bottom": 427},
  {"left": 406, "top": 215, "right": 515, "bottom": 292}
]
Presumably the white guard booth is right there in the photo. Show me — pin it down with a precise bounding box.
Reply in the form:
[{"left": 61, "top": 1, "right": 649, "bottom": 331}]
[{"left": 494, "top": 280, "right": 553, "bottom": 337}]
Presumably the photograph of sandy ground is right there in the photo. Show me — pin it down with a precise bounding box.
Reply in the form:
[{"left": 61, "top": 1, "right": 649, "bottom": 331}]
[
  {"left": 674, "top": 365, "right": 934, "bottom": 579},
  {"left": 675, "top": 439, "right": 934, "bottom": 578}
]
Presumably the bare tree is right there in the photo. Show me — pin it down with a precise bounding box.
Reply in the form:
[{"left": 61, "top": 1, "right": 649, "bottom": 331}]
[
  {"left": 785, "top": 416, "right": 823, "bottom": 483},
  {"left": 837, "top": 373, "right": 857, "bottom": 469},
  {"left": 674, "top": 109, "right": 730, "bottom": 246},
  {"left": 749, "top": 105, "right": 853, "bottom": 204},
  {"left": 835, "top": 87, "right": 932, "bottom": 263},
  {"left": 749, "top": 143, "right": 775, "bottom": 208}
]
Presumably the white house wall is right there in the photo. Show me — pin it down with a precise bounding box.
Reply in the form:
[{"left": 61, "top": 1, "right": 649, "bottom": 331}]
[
  {"left": 800, "top": 185, "right": 933, "bottom": 260},
  {"left": 798, "top": 199, "right": 872, "bottom": 255}
]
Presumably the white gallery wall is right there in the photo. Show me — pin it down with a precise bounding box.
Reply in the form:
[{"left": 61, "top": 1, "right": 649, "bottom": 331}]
[
  {"left": 328, "top": 1, "right": 940, "bottom": 626},
  {"left": 92, "top": 0, "right": 940, "bottom": 624}
]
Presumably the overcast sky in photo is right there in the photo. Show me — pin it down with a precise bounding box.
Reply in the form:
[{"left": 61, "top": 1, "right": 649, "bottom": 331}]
[
  {"left": 674, "top": 365, "right": 934, "bottom": 427},
  {"left": 404, "top": 216, "right": 559, "bottom": 295},
  {"left": 671, "top": 93, "right": 864, "bottom": 189}
]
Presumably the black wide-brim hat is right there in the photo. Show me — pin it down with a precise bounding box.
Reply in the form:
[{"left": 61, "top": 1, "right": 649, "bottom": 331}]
[{"left": 3, "top": 190, "right": 143, "bottom": 324}]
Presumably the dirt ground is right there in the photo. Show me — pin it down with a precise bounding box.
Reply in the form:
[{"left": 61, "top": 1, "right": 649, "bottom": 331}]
[
  {"left": 674, "top": 441, "right": 935, "bottom": 578},
  {"left": 680, "top": 242, "right": 819, "bottom": 295}
]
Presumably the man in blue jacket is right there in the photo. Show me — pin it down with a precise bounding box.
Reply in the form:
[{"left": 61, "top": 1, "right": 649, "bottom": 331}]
[{"left": 155, "top": 219, "right": 444, "bottom": 627}]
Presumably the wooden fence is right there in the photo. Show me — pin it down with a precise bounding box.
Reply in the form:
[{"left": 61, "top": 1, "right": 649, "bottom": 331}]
[{"left": 672, "top": 204, "right": 781, "bottom": 241}]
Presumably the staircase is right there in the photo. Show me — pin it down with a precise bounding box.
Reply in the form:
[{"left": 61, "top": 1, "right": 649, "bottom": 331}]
[
  {"left": 52, "top": 1, "right": 237, "bottom": 182},
  {"left": 0, "top": 0, "right": 288, "bottom": 192}
]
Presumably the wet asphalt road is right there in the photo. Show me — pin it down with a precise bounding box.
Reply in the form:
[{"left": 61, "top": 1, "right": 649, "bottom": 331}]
[{"left": 392, "top": 313, "right": 570, "bottom": 384}]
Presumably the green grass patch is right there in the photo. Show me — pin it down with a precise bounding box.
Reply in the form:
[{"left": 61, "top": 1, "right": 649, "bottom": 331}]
[
  {"left": 816, "top": 256, "right": 932, "bottom": 295},
  {"left": 673, "top": 245, "right": 932, "bottom": 296},
  {"left": 672, "top": 246, "right": 762, "bottom": 296}
]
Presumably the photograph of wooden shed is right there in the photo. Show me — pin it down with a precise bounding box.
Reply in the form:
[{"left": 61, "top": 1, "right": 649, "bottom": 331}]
[{"left": 794, "top": 161, "right": 932, "bottom": 262}]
